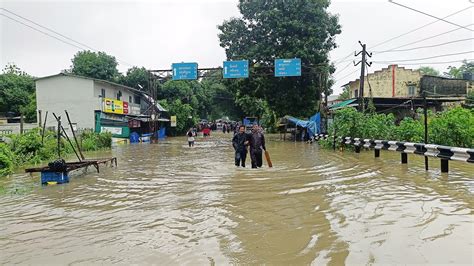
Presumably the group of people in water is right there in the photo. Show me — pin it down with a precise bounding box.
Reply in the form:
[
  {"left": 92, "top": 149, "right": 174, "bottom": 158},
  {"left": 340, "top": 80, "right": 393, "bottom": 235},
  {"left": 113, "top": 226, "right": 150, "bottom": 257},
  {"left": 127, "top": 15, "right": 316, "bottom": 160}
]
[
  {"left": 186, "top": 123, "right": 267, "bottom": 168},
  {"left": 232, "top": 124, "right": 266, "bottom": 168}
]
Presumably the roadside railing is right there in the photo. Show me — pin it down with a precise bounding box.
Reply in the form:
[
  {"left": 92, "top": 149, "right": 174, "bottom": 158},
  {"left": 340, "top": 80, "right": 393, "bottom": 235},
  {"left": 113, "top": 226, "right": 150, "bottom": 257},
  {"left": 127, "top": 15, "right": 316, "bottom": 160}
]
[
  {"left": 0, "top": 129, "right": 13, "bottom": 136},
  {"left": 313, "top": 134, "right": 474, "bottom": 173}
]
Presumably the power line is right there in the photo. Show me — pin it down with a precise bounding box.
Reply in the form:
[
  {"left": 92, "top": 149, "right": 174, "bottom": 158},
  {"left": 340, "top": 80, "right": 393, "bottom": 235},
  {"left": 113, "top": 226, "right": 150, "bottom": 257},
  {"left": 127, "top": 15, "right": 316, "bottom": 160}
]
[
  {"left": 374, "top": 38, "right": 474, "bottom": 54},
  {"left": 370, "top": 5, "right": 474, "bottom": 50},
  {"left": 0, "top": 8, "right": 135, "bottom": 67},
  {"left": 334, "top": 68, "right": 359, "bottom": 84},
  {"left": 373, "top": 23, "right": 474, "bottom": 54},
  {"left": 1, "top": 7, "right": 96, "bottom": 51},
  {"left": 333, "top": 61, "right": 353, "bottom": 76},
  {"left": 0, "top": 13, "right": 86, "bottom": 51},
  {"left": 333, "top": 52, "right": 354, "bottom": 66},
  {"left": 372, "top": 51, "right": 473, "bottom": 63},
  {"left": 371, "top": 59, "right": 473, "bottom": 66},
  {"left": 388, "top": 0, "right": 473, "bottom": 32}
]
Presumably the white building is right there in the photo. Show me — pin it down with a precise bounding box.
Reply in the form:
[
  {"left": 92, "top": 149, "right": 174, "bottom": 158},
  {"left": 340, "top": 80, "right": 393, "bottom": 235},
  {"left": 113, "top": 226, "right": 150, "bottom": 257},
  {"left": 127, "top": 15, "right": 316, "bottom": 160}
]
[{"left": 35, "top": 73, "right": 167, "bottom": 138}]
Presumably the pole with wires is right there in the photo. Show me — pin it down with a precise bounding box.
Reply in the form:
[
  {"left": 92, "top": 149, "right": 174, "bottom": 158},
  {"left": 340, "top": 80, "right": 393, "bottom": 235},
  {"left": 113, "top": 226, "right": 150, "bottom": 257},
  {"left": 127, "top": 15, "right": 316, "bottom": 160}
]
[
  {"left": 354, "top": 41, "right": 372, "bottom": 112},
  {"left": 423, "top": 90, "right": 429, "bottom": 171}
]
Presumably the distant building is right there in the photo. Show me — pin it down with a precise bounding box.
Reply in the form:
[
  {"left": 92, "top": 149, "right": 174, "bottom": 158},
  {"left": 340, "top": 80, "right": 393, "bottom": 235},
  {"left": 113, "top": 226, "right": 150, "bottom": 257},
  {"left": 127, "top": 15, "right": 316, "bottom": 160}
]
[
  {"left": 35, "top": 73, "right": 168, "bottom": 139},
  {"left": 420, "top": 75, "right": 473, "bottom": 96},
  {"left": 334, "top": 65, "right": 472, "bottom": 116},
  {"left": 346, "top": 65, "right": 422, "bottom": 98},
  {"left": 326, "top": 95, "right": 341, "bottom": 106}
]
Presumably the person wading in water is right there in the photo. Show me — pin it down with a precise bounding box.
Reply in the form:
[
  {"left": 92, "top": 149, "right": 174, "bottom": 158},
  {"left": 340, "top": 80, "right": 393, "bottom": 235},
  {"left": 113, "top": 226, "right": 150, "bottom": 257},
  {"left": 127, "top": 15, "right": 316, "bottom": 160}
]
[
  {"left": 232, "top": 125, "right": 249, "bottom": 167},
  {"left": 187, "top": 128, "right": 196, "bottom": 147},
  {"left": 249, "top": 124, "right": 266, "bottom": 168}
]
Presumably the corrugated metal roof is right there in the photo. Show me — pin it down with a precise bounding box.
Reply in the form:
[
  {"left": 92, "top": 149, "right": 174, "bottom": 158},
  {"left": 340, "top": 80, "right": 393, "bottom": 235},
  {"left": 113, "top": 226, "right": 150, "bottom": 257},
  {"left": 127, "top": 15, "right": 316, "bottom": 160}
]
[{"left": 329, "top": 98, "right": 357, "bottom": 110}]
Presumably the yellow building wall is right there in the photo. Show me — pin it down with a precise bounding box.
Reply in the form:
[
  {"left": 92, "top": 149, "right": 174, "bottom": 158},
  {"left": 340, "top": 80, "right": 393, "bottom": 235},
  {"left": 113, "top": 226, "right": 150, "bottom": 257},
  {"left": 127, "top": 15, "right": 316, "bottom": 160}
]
[{"left": 349, "top": 65, "right": 422, "bottom": 98}]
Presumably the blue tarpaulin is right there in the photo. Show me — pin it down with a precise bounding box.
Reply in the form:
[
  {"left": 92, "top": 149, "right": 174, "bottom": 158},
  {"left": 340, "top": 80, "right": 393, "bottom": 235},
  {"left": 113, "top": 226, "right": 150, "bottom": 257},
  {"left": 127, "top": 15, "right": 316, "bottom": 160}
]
[
  {"left": 285, "top": 112, "right": 321, "bottom": 136},
  {"left": 309, "top": 113, "right": 321, "bottom": 134}
]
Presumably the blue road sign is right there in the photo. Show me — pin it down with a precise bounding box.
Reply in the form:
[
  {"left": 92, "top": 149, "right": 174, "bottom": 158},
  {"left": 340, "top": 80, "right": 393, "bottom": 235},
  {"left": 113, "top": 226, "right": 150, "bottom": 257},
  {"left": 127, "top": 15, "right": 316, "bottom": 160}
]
[
  {"left": 223, "top": 60, "right": 249, "bottom": 79},
  {"left": 172, "top": 62, "right": 198, "bottom": 80},
  {"left": 274, "top": 58, "right": 301, "bottom": 77}
]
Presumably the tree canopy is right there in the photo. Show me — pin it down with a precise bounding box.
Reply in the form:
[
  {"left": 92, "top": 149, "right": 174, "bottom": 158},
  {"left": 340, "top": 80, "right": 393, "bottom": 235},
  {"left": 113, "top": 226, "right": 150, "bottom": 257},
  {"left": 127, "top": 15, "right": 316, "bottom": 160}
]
[
  {"left": 119, "top": 66, "right": 149, "bottom": 91},
  {"left": 71, "top": 51, "right": 119, "bottom": 81},
  {"left": 218, "top": 0, "right": 341, "bottom": 118},
  {"left": 443, "top": 60, "right": 474, "bottom": 79},
  {"left": 0, "top": 63, "right": 36, "bottom": 122},
  {"left": 418, "top": 66, "right": 440, "bottom": 76}
]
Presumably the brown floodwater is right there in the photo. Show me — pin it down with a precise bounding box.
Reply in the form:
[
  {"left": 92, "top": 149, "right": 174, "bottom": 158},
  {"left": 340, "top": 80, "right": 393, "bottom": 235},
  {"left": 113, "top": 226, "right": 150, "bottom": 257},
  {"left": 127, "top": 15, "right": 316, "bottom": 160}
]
[{"left": 0, "top": 133, "right": 473, "bottom": 265}]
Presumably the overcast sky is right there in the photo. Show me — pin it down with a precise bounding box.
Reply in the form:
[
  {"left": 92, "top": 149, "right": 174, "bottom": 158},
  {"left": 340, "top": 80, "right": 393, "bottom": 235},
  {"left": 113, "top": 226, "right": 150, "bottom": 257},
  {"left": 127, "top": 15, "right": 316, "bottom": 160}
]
[{"left": 1, "top": 0, "right": 473, "bottom": 94}]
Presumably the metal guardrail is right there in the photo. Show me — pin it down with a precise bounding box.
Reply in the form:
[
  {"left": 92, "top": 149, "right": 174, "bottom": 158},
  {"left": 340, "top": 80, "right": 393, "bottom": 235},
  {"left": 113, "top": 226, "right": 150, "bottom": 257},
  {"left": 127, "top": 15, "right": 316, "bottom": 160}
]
[
  {"left": 0, "top": 129, "right": 13, "bottom": 136},
  {"left": 314, "top": 134, "right": 474, "bottom": 173}
]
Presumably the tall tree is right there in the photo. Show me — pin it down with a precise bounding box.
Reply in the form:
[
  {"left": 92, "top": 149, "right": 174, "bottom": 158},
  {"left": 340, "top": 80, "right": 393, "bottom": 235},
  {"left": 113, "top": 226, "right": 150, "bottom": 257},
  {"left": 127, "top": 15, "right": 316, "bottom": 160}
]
[
  {"left": 0, "top": 63, "right": 36, "bottom": 121},
  {"left": 443, "top": 60, "right": 474, "bottom": 79},
  {"left": 120, "top": 66, "right": 149, "bottom": 91},
  {"left": 71, "top": 51, "right": 119, "bottom": 81},
  {"left": 338, "top": 85, "right": 350, "bottom": 100},
  {"left": 418, "top": 66, "right": 440, "bottom": 76},
  {"left": 218, "top": 0, "right": 341, "bottom": 117}
]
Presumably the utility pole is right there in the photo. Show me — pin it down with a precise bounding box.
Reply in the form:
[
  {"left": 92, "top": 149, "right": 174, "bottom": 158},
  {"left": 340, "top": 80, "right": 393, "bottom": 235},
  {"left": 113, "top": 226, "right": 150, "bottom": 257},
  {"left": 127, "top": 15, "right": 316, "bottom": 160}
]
[
  {"left": 423, "top": 90, "right": 429, "bottom": 170},
  {"left": 354, "top": 41, "right": 372, "bottom": 112},
  {"left": 324, "top": 71, "right": 328, "bottom": 133}
]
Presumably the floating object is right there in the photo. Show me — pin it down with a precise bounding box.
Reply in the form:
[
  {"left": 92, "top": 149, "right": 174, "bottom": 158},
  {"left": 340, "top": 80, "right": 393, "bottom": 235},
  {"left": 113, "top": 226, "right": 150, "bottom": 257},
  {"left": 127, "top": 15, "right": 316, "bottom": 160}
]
[
  {"left": 41, "top": 171, "right": 69, "bottom": 185},
  {"left": 25, "top": 158, "right": 117, "bottom": 185},
  {"left": 265, "top": 150, "right": 273, "bottom": 168}
]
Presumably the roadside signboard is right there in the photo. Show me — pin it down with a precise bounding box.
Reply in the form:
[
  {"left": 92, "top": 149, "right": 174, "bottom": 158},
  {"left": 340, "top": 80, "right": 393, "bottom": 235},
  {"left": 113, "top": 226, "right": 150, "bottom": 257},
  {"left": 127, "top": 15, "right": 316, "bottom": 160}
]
[
  {"left": 101, "top": 126, "right": 122, "bottom": 135},
  {"left": 103, "top": 98, "right": 126, "bottom": 114},
  {"left": 172, "top": 62, "right": 198, "bottom": 80},
  {"left": 274, "top": 58, "right": 301, "bottom": 77},
  {"left": 223, "top": 60, "right": 249, "bottom": 79},
  {"left": 123, "top": 101, "right": 129, "bottom": 114},
  {"left": 170, "top": 116, "right": 177, "bottom": 127}
]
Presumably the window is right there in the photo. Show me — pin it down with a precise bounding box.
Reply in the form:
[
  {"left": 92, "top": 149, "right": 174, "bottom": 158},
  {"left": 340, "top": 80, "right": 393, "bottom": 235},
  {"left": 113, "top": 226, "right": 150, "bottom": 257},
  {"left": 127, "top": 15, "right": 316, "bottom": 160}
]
[
  {"left": 134, "top": 95, "right": 141, "bottom": 104},
  {"left": 408, "top": 86, "right": 415, "bottom": 96},
  {"left": 101, "top": 88, "right": 105, "bottom": 98},
  {"left": 117, "top": 90, "right": 122, "bottom": 100},
  {"left": 129, "top": 96, "right": 132, "bottom": 103},
  {"left": 354, "top": 89, "right": 359, "bottom": 98}
]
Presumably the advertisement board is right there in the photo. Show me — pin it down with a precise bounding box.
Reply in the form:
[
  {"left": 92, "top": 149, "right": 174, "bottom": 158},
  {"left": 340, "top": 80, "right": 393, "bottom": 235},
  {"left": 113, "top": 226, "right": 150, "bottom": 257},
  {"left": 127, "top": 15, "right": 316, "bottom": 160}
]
[
  {"left": 103, "top": 98, "right": 129, "bottom": 114},
  {"left": 170, "top": 116, "right": 177, "bottom": 127},
  {"left": 101, "top": 126, "right": 123, "bottom": 135}
]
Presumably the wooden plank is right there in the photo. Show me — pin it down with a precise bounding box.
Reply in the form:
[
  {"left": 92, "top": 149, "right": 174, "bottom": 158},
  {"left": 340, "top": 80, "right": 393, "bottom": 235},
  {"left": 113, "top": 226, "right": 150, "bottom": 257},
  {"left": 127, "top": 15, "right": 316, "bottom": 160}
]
[{"left": 25, "top": 157, "right": 117, "bottom": 173}]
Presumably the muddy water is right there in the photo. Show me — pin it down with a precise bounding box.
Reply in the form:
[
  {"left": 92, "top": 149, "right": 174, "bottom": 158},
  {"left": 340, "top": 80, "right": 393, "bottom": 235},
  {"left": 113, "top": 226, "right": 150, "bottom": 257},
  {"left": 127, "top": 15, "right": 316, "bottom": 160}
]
[{"left": 0, "top": 133, "right": 473, "bottom": 265}]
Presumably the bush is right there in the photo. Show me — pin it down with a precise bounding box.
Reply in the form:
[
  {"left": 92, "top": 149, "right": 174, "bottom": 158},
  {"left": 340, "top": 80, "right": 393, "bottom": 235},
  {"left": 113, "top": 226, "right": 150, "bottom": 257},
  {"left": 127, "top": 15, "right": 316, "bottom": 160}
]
[
  {"left": 0, "top": 143, "right": 14, "bottom": 177},
  {"left": 325, "top": 106, "right": 474, "bottom": 149},
  {"left": 396, "top": 117, "right": 424, "bottom": 143},
  {"left": 429, "top": 107, "right": 474, "bottom": 147},
  {"left": 80, "top": 131, "right": 112, "bottom": 151},
  {"left": 0, "top": 129, "right": 112, "bottom": 176}
]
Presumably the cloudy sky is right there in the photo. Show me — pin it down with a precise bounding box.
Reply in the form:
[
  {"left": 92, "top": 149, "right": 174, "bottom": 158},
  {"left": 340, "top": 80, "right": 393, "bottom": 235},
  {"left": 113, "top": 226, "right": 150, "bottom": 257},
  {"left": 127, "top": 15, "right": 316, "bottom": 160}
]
[{"left": 1, "top": 0, "right": 473, "bottom": 94}]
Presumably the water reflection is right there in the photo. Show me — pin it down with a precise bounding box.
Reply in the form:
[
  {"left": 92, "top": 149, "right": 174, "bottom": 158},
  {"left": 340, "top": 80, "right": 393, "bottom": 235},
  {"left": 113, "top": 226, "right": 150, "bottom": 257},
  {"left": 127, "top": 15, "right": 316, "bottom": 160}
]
[{"left": 0, "top": 133, "right": 472, "bottom": 264}]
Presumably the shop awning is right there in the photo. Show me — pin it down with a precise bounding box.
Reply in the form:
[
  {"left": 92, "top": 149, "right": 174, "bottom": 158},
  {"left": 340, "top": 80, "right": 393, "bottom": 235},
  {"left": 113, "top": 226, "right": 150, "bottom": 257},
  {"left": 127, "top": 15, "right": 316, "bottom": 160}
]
[{"left": 329, "top": 98, "right": 357, "bottom": 110}]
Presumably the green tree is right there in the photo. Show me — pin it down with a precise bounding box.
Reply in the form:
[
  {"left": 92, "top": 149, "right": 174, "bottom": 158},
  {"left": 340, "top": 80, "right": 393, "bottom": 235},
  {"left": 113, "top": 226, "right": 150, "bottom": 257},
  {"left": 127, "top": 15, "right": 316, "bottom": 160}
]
[
  {"left": 218, "top": 0, "right": 341, "bottom": 118},
  {"left": 159, "top": 99, "right": 196, "bottom": 135},
  {"left": 200, "top": 70, "right": 243, "bottom": 120},
  {"left": 0, "top": 63, "right": 36, "bottom": 122},
  {"left": 443, "top": 60, "right": 474, "bottom": 79},
  {"left": 120, "top": 66, "right": 149, "bottom": 91},
  {"left": 71, "top": 51, "right": 119, "bottom": 81},
  {"left": 418, "top": 66, "right": 440, "bottom": 76},
  {"left": 338, "top": 86, "right": 350, "bottom": 100}
]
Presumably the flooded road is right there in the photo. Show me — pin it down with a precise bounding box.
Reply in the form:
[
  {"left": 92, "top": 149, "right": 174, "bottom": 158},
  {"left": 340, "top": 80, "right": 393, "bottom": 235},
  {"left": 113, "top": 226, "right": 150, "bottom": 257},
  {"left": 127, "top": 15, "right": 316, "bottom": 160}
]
[{"left": 0, "top": 133, "right": 473, "bottom": 265}]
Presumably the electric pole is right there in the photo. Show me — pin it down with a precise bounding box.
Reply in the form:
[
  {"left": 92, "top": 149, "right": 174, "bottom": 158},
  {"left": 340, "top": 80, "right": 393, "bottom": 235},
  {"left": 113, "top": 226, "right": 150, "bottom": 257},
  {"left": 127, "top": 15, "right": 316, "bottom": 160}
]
[{"left": 354, "top": 41, "right": 372, "bottom": 112}]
